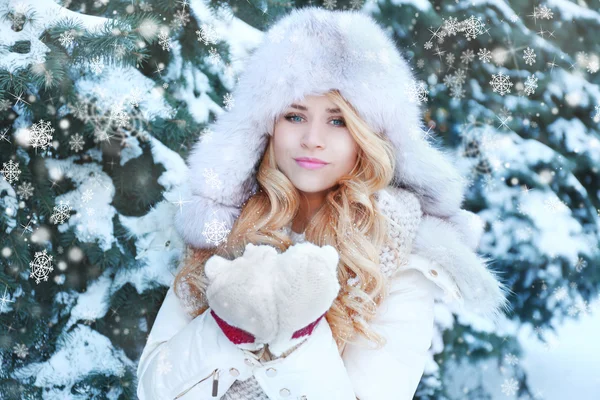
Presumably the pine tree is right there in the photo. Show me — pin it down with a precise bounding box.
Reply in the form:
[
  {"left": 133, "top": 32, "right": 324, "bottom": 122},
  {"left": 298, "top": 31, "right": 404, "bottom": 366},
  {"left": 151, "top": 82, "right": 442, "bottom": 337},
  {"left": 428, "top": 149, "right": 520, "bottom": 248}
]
[
  {"left": 372, "top": 0, "right": 600, "bottom": 398},
  {"left": 1, "top": 0, "right": 598, "bottom": 399}
]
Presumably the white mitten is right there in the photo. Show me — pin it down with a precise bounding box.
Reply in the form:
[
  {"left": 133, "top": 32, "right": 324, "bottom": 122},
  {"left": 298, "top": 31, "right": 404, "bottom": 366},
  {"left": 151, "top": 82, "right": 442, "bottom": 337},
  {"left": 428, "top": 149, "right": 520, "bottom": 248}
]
[
  {"left": 205, "top": 242, "right": 341, "bottom": 357},
  {"left": 267, "top": 242, "right": 340, "bottom": 357}
]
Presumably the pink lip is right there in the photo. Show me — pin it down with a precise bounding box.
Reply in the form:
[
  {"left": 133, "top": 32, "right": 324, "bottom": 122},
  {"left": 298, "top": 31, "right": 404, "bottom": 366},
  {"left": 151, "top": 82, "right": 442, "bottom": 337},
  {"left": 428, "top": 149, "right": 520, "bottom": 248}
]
[{"left": 295, "top": 160, "right": 328, "bottom": 170}]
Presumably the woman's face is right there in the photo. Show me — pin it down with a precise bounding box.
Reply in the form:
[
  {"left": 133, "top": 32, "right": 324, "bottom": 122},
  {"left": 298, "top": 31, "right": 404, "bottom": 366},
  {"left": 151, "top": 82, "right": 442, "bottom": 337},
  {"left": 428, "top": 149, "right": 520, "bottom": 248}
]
[{"left": 273, "top": 94, "right": 359, "bottom": 194}]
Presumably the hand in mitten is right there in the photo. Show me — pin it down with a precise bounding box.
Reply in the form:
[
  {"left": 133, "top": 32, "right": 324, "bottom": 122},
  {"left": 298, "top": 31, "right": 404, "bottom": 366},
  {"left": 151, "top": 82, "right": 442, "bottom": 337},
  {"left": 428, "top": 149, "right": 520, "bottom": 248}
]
[
  {"left": 204, "top": 242, "right": 341, "bottom": 358},
  {"left": 266, "top": 241, "right": 341, "bottom": 358},
  {"left": 204, "top": 243, "right": 279, "bottom": 352}
]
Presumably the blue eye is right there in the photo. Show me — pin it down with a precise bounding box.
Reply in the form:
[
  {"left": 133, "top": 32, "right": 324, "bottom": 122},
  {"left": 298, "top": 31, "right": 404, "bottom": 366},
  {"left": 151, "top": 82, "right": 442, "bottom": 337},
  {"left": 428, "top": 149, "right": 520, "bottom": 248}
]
[
  {"left": 284, "top": 114, "right": 346, "bottom": 127},
  {"left": 285, "top": 114, "right": 303, "bottom": 123}
]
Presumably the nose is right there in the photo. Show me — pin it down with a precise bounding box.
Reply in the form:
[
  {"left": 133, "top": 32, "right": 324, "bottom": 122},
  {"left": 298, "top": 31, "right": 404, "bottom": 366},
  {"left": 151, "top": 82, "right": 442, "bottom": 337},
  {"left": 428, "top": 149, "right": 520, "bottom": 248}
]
[{"left": 301, "top": 122, "right": 326, "bottom": 149}]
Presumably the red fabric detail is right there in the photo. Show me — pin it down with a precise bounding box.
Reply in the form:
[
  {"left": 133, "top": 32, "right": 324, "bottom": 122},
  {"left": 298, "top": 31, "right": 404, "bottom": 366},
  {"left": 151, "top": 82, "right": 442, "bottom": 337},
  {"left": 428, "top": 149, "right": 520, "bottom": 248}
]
[
  {"left": 210, "top": 310, "right": 256, "bottom": 345},
  {"left": 292, "top": 312, "right": 327, "bottom": 339}
]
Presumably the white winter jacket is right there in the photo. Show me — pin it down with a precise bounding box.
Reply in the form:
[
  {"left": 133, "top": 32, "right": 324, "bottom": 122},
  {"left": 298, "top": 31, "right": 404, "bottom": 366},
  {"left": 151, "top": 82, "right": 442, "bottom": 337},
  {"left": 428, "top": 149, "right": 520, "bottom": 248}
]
[{"left": 136, "top": 186, "right": 510, "bottom": 400}]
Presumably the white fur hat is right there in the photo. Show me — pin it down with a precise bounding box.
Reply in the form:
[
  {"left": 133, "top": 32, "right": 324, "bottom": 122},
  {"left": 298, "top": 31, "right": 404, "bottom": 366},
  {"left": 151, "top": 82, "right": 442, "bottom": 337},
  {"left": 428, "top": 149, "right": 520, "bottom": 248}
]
[{"left": 175, "top": 6, "right": 469, "bottom": 249}]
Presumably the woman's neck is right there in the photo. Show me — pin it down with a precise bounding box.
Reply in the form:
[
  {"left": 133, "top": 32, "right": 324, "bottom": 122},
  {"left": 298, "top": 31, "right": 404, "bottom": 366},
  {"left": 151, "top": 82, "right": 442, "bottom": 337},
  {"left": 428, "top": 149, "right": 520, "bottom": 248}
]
[{"left": 293, "top": 189, "right": 327, "bottom": 233}]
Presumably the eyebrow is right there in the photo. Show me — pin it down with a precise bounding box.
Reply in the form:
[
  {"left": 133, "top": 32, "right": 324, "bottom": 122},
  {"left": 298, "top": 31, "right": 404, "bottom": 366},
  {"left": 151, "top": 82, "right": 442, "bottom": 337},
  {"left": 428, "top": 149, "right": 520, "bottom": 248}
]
[{"left": 289, "top": 103, "right": 341, "bottom": 114}]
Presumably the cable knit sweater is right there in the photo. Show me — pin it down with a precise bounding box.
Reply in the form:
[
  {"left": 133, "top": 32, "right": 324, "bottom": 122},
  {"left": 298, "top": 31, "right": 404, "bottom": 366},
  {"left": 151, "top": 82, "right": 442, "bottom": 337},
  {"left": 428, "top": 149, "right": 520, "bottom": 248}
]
[{"left": 220, "top": 224, "right": 306, "bottom": 400}]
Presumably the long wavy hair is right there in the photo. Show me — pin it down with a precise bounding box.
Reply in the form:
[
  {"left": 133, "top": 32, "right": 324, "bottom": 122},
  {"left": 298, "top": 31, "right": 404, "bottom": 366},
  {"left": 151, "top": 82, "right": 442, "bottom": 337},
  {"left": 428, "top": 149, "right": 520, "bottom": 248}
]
[{"left": 173, "top": 89, "right": 398, "bottom": 355}]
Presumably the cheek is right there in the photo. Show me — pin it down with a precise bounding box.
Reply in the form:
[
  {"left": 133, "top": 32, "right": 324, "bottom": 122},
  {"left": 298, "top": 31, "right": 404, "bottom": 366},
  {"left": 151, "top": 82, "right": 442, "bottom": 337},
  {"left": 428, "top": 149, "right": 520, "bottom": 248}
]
[{"left": 337, "top": 138, "right": 358, "bottom": 168}]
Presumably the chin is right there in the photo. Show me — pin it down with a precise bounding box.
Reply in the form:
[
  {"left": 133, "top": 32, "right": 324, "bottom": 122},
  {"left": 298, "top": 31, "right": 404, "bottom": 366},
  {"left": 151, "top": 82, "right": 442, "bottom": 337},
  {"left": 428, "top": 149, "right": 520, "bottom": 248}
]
[{"left": 289, "top": 179, "right": 335, "bottom": 193}]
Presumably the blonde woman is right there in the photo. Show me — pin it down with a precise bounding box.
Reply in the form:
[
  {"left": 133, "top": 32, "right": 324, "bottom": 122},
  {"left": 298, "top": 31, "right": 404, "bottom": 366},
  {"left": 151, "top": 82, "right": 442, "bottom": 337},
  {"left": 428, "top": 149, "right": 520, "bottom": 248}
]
[{"left": 136, "top": 6, "right": 511, "bottom": 400}]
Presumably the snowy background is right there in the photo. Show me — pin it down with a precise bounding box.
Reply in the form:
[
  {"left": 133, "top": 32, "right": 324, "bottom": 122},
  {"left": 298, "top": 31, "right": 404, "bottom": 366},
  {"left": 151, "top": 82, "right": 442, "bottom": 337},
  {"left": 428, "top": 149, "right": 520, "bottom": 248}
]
[{"left": 0, "top": 0, "right": 599, "bottom": 399}]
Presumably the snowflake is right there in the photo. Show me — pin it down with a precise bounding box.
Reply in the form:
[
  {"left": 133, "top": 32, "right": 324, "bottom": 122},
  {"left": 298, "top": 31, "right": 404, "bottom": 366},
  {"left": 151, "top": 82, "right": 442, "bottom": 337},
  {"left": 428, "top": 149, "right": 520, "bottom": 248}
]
[
  {"left": 595, "top": 105, "right": 600, "bottom": 119},
  {"left": 89, "top": 56, "right": 104, "bottom": 75},
  {"left": 416, "top": 59, "right": 425, "bottom": 69},
  {"left": 575, "top": 257, "right": 588, "bottom": 272},
  {"left": 537, "top": 5, "right": 554, "bottom": 20},
  {"left": 29, "top": 119, "right": 54, "bottom": 151},
  {"left": 139, "top": 1, "right": 153, "bottom": 11},
  {"left": 443, "top": 73, "right": 457, "bottom": 88},
  {"left": 424, "top": 41, "right": 433, "bottom": 50},
  {"left": 478, "top": 48, "right": 492, "bottom": 63},
  {"left": 504, "top": 353, "right": 519, "bottom": 366},
  {"left": 50, "top": 200, "right": 72, "bottom": 225},
  {"left": 524, "top": 74, "right": 538, "bottom": 96},
  {"left": 127, "top": 88, "right": 143, "bottom": 109},
  {"left": 523, "top": 47, "right": 536, "bottom": 66},
  {"left": 202, "top": 217, "right": 231, "bottom": 246},
  {"left": 442, "top": 17, "right": 460, "bottom": 36},
  {"left": 203, "top": 168, "right": 222, "bottom": 190},
  {"left": 489, "top": 71, "right": 513, "bottom": 96},
  {"left": 200, "top": 127, "right": 214, "bottom": 143},
  {"left": 0, "top": 99, "right": 11, "bottom": 111},
  {"left": 13, "top": 343, "right": 28, "bottom": 359},
  {"left": 157, "top": 356, "right": 173, "bottom": 375},
  {"left": 158, "top": 30, "right": 172, "bottom": 51},
  {"left": 1, "top": 159, "right": 21, "bottom": 184},
  {"left": 450, "top": 84, "right": 466, "bottom": 100},
  {"left": 405, "top": 79, "right": 429, "bottom": 104},
  {"left": 8, "top": 9, "right": 26, "bottom": 31},
  {"left": 82, "top": 189, "right": 94, "bottom": 203},
  {"left": 114, "top": 43, "right": 129, "bottom": 60},
  {"left": 510, "top": 14, "right": 519, "bottom": 23},
  {"left": 544, "top": 197, "right": 568, "bottom": 213},
  {"left": 223, "top": 93, "right": 235, "bottom": 110},
  {"left": 323, "top": 0, "right": 337, "bottom": 10},
  {"left": 196, "top": 23, "right": 220, "bottom": 45},
  {"left": 515, "top": 227, "right": 532, "bottom": 241},
  {"left": 207, "top": 47, "right": 221, "bottom": 65},
  {"left": 569, "top": 281, "right": 578, "bottom": 289},
  {"left": 30, "top": 249, "right": 54, "bottom": 284},
  {"left": 58, "top": 30, "right": 75, "bottom": 47},
  {"left": 482, "top": 174, "right": 498, "bottom": 192},
  {"left": 552, "top": 286, "right": 568, "bottom": 301},
  {"left": 69, "top": 133, "right": 85, "bottom": 152},
  {"left": 462, "top": 16, "right": 485, "bottom": 41},
  {"left": 173, "top": 8, "right": 190, "bottom": 27},
  {"left": 460, "top": 49, "right": 475, "bottom": 64},
  {"left": 349, "top": 0, "right": 363, "bottom": 10},
  {"left": 16, "top": 181, "right": 34, "bottom": 199},
  {"left": 587, "top": 59, "right": 599, "bottom": 74},
  {"left": 454, "top": 68, "right": 467, "bottom": 85},
  {"left": 109, "top": 104, "right": 130, "bottom": 127},
  {"left": 501, "top": 378, "right": 519, "bottom": 396},
  {"left": 571, "top": 299, "right": 591, "bottom": 316}
]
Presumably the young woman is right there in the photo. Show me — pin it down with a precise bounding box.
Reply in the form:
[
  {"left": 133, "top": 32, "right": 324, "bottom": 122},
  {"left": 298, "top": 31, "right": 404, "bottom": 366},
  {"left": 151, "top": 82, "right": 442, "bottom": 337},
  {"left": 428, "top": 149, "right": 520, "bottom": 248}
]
[{"left": 136, "top": 6, "right": 511, "bottom": 400}]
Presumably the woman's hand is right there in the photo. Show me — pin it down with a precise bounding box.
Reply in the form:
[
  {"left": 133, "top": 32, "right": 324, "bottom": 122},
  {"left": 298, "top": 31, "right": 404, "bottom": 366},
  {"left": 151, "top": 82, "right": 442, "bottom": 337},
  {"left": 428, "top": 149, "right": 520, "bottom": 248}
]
[
  {"left": 204, "top": 242, "right": 341, "bottom": 357},
  {"left": 267, "top": 241, "right": 341, "bottom": 358}
]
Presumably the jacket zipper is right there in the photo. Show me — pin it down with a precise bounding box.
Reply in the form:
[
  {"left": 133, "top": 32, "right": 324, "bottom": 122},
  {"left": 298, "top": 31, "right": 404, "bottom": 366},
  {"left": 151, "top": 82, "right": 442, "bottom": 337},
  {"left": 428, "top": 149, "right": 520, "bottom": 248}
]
[
  {"left": 173, "top": 368, "right": 219, "bottom": 399},
  {"left": 212, "top": 368, "right": 220, "bottom": 397}
]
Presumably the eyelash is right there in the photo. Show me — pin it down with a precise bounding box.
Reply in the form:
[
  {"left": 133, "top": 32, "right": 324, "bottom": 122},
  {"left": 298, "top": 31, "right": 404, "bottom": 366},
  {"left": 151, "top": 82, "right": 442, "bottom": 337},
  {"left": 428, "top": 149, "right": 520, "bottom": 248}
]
[{"left": 284, "top": 113, "right": 346, "bottom": 127}]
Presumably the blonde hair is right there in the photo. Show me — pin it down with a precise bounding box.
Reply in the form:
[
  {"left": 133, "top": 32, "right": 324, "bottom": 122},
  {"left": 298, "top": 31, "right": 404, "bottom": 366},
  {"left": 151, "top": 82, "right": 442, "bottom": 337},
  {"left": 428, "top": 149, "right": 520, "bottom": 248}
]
[{"left": 173, "top": 89, "right": 398, "bottom": 354}]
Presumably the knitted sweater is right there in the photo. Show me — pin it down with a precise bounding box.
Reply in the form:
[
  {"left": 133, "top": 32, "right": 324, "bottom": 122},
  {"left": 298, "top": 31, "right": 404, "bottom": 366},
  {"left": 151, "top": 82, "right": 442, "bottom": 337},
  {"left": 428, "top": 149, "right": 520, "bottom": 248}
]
[{"left": 220, "top": 224, "right": 306, "bottom": 399}]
